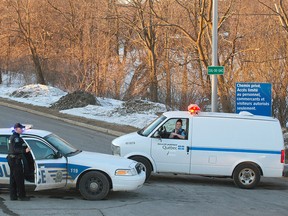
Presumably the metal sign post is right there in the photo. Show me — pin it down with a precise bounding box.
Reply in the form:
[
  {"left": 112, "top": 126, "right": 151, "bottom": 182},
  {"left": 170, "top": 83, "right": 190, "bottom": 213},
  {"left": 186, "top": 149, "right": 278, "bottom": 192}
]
[{"left": 211, "top": 0, "right": 218, "bottom": 112}]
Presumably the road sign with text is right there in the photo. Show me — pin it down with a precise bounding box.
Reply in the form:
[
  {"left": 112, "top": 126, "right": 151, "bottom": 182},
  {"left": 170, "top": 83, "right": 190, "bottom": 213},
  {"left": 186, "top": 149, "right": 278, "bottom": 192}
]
[
  {"left": 235, "top": 82, "right": 272, "bottom": 116},
  {"left": 208, "top": 66, "right": 224, "bottom": 75}
]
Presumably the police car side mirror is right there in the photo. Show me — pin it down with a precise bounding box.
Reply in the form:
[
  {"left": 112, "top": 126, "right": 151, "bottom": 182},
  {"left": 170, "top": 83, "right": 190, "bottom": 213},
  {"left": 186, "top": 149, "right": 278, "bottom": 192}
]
[{"left": 56, "top": 151, "right": 63, "bottom": 158}]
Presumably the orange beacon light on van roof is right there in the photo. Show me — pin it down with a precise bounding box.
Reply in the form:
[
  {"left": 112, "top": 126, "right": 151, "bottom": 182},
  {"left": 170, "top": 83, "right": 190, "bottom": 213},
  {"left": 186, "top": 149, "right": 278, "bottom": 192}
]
[{"left": 188, "top": 104, "right": 200, "bottom": 115}]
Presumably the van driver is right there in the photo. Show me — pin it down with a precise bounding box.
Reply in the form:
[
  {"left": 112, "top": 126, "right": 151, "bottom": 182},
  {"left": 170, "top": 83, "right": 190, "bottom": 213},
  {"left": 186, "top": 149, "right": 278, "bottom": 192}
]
[{"left": 169, "top": 119, "right": 186, "bottom": 139}]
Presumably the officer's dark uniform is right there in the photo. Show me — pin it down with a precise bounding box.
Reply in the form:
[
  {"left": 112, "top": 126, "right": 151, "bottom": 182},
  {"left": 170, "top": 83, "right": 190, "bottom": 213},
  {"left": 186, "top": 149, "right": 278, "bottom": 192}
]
[{"left": 7, "top": 123, "right": 29, "bottom": 201}]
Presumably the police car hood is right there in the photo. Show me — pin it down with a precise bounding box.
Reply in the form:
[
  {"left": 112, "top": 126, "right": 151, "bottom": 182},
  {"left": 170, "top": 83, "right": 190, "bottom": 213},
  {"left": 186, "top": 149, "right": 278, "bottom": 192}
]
[{"left": 68, "top": 151, "right": 136, "bottom": 169}]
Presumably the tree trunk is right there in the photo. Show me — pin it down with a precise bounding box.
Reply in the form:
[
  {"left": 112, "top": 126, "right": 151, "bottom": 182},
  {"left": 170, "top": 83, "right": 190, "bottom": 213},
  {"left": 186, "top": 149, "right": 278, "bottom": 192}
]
[
  {"left": 164, "top": 31, "right": 171, "bottom": 108},
  {"left": 180, "top": 53, "right": 189, "bottom": 111},
  {"left": 29, "top": 46, "right": 45, "bottom": 84},
  {"left": 218, "top": 75, "right": 232, "bottom": 112},
  {"left": 148, "top": 49, "right": 158, "bottom": 102},
  {"left": 123, "top": 63, "right": 146, "bottom": 101}
]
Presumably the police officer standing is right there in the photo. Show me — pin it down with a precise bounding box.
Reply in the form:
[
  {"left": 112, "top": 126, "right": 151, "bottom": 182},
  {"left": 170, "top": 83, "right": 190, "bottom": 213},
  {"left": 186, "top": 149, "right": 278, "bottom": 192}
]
[{"left": 7, "top": 123, "right": 30, "bottom": 201}]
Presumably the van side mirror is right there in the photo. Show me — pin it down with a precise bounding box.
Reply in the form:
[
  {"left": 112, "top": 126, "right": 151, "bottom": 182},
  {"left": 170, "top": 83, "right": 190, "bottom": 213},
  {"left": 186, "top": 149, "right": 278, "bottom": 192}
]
[{"left": 153, "top": 131, "right": 160, "bottom": 138}]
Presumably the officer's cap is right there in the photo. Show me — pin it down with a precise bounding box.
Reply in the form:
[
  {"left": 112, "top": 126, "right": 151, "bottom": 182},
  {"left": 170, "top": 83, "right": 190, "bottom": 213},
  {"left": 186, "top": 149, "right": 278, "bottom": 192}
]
[{"left": 14, "top": 123, "right": 25, "bottom": 129}]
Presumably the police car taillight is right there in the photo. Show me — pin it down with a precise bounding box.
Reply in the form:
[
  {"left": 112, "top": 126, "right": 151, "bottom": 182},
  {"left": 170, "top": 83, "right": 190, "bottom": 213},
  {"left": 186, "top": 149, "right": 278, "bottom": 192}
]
[
  {"left": 281, "top": 149, "right": 285, "bottom": 163},
  {"left": 188, "top": 104, "right": 200, "bottom": 115}
]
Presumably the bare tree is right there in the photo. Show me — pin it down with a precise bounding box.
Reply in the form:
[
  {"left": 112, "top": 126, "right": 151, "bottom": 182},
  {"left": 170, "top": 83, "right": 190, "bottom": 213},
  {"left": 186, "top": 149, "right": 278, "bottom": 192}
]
[
  {"left": 119, "top": 0, "right": 159, "bottom": 102},
  {"left": 0, "top": 0, "right": 287, "bottom": 122},
  {"left": 149, "top": 0, "right": 237, "bottom": 110},
  {"left": 255, "top": 0, "right": 288, "bottom": 126},
  {"left": 4, "top": 0, "right": 46, "bottom": 84}
]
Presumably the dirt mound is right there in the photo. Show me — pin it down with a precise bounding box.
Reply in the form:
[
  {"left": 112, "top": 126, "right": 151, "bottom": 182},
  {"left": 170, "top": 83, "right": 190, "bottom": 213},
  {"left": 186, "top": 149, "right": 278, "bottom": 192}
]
[
  {"left": 115, "top": 99, "right": 166, "bottom": 115},
  {"left": 11, "top": 90, "right": 32, "bottom": 98},
  {"left": 50, "top": 90, "right": 100, "bottom": 110}
]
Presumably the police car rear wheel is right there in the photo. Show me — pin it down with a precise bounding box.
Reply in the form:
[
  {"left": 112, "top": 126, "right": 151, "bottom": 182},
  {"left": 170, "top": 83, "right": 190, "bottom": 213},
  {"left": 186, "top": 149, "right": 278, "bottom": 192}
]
[
  {"left": 79, "top": 171, "right": 110, "bottom": 200},
  {"left": 233, "top": 163, "right": 260, "bottom": 189},
  {"left": 131, "top": 156, "right": 152, "bottom": 181}
]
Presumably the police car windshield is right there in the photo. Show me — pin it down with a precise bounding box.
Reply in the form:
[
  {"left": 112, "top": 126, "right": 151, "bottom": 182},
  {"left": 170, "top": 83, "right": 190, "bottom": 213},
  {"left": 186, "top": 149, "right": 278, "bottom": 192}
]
[
  {"left": 138, "top": 115, "right": 166, "bottom": 137},
  {"left": 44, "top": 134, "right": 79, "bottom": 156}
]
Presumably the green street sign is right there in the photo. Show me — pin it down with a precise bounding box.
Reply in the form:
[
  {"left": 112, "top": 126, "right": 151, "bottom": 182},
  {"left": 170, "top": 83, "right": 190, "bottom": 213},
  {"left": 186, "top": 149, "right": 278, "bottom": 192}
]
[{"left": 208, "top": 66, "right": 224, "bottom": 75}]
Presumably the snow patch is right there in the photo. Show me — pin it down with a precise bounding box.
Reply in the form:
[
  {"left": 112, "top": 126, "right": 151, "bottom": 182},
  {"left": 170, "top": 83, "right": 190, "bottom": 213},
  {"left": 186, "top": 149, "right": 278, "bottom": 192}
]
[{"left": 0, "top": 82, "right": 167, "bottom": 128}]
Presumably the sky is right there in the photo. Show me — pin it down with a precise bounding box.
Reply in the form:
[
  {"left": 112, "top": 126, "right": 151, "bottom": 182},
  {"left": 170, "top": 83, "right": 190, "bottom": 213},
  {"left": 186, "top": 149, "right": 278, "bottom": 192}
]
[{"left": 0, "top": 73, "right": 167, "bottom": 129}]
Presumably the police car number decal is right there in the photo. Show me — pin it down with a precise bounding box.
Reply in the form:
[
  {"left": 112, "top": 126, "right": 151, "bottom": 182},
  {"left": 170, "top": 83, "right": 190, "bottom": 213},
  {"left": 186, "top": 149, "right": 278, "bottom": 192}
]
[{"left": 68, "top": 164, "right": 90, "bottom": 180}]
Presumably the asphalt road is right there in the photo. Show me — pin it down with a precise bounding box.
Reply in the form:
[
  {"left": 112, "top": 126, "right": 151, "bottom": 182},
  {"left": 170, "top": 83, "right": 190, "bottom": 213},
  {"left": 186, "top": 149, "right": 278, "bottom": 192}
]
[
  {"left": 1, "top": 175, "right": 288, "bottom": 216},
  {"left": 1, "top": 104, "right": 288, "bottom": 216},
  {"left": 0, "top": 105, "right": 114, "bottom": 153}
]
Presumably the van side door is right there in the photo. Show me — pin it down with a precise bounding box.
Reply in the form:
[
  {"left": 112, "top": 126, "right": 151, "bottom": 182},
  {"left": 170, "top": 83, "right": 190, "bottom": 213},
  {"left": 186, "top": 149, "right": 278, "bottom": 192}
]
[{"left": 151, "top": 118, "right": 191, "bottom": 174}]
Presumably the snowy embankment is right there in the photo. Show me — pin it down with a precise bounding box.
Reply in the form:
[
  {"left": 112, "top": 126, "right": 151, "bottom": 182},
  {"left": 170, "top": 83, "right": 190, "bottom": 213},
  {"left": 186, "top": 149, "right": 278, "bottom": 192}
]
[{"left": 0, "top": 74, "right": 167, "bottom": 129}]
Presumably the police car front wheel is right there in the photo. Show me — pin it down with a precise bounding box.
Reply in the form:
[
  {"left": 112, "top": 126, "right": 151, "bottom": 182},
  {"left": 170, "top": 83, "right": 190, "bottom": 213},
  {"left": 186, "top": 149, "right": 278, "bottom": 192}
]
[{"left": 79, "top": 171, "right": 110, "bottom": 200}]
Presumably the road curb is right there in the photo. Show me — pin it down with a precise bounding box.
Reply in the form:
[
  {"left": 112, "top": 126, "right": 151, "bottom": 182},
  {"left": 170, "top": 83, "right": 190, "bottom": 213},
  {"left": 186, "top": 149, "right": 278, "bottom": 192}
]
[{"left": 0, "top": 100, "right": 125, "bottom": 137}]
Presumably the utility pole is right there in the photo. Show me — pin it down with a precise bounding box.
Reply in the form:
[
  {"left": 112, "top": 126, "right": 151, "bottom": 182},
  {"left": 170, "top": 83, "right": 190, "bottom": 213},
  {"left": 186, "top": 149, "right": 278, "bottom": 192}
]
[{"left": 211, "top": 0, "right": 218, "bottom": 112}]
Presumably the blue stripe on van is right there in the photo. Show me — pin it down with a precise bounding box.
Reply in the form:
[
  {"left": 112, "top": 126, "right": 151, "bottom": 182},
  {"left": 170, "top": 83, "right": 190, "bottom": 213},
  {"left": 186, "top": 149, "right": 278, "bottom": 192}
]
[{"left": 189, "top": 147, "right": 281, "bottom": 154}]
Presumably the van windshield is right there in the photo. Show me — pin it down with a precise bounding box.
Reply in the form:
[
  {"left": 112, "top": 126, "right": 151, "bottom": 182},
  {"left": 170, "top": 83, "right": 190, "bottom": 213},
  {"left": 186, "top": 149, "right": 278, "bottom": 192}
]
[{"left": 138, "top": 115, "right": 166, "bottom": 137}]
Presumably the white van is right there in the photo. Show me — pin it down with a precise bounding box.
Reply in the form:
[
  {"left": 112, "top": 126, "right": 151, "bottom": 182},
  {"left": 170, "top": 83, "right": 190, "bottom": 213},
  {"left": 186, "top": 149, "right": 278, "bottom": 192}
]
[{"left": 112, "top": 104, "right": 285, "bottom": 189}]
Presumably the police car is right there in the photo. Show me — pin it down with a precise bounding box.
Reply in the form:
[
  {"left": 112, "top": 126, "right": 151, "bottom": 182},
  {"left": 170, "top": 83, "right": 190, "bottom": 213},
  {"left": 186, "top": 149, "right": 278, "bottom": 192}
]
[
  {"left": 0, "top": 127, "right": 145, "bottom": 200},
  {"left": 112, "top": 104, "right": 285, "bottom": 189}
]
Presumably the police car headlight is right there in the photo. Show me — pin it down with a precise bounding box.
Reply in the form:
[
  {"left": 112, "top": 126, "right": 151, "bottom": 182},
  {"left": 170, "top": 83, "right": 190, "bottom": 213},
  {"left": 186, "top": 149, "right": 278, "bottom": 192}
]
[
  {"left": 115, "top": 168, "right": 137, "bottom": 176},
  {"left": 112, "top": 144, "right": 120, "bottom": 156}
]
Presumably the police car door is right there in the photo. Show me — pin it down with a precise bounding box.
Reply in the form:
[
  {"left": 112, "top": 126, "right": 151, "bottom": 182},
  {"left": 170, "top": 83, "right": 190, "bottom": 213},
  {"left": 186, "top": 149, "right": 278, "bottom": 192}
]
[
  {"left": 0, "top": 135, "right": 10, "bottom": 184},
  {"left": 24, "top": 137, "right": 67, "bottom": 190},
  {"left": 151, "top": 118, "right": 191, "bottom": 173}
]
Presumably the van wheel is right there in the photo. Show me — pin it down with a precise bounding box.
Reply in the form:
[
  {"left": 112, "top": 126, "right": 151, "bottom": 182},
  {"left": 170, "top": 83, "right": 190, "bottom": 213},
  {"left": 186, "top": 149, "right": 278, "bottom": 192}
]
[
  {"left": 131, "top": 156, "right": 152, "bottom": 181},
  {"left": 79, "top": 171, "right": 110, "bottom": 200},
  {"left": 233, "top": 163, "right": 260, "bottom": 189}
]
